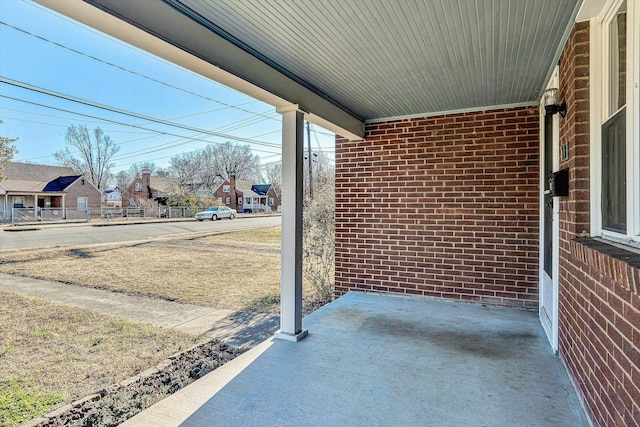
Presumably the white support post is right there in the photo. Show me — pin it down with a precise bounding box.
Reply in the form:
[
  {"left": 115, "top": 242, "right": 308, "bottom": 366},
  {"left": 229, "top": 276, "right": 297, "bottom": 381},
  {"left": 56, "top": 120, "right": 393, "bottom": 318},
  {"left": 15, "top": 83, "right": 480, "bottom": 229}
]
[{"left": 275, "top": 104, "right": 308, "bottom": 342}]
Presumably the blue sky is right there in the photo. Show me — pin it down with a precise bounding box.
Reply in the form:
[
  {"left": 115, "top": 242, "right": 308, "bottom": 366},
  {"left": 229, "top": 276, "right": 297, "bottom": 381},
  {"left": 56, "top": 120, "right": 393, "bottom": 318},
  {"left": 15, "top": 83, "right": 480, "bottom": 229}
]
[{"left": 0, "top": 0, "right": 334, "bottom": 173}]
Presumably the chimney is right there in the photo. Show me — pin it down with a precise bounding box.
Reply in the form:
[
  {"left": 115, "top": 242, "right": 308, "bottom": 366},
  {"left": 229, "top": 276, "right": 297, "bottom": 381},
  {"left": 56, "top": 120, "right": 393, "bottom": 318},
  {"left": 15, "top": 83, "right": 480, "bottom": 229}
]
[
  {"left": 142, "top": 168, "right": 151, "bottom": 197},
  {"left": 229, "top": 174, "right": 237, "bottom": 209}
]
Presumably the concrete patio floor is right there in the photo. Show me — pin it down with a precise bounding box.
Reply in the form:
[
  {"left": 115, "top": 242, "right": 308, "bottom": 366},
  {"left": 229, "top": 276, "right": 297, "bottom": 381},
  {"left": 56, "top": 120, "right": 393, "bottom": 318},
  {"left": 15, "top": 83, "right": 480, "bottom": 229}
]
[{"left": 122, "top": 292, "right": 589, "bottom": 427}]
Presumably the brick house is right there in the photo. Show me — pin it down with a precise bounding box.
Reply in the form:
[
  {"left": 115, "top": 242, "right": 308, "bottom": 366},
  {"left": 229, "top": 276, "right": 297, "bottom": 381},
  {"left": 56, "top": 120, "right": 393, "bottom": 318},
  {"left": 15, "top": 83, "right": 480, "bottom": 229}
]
[
  {"left": 0, "top": 161, "right": 102, "bottom": 220},
  {"left": 121, "top": 168, "right": 181, "bottom": 207},
  {"left": 213, "top": 175, "right": 279, "bottom": 213},
  {"left": 39, "top": 1, "right": 640, "bottom": 425}
]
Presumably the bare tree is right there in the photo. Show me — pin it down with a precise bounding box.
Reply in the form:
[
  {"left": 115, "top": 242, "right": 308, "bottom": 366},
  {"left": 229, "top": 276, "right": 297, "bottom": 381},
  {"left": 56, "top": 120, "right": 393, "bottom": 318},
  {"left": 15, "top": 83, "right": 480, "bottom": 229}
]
[
  {"left": 261, "top": 161, "right": 282, "bottom": 202},
  {"left": 170, "top": 151, "right": 202, "bottom": 186},
  {"left": 155, "top": 167, "right": 173, "bottom": 178},
  {"left": 54, "top": 125, "right": 119, "bottom": 190},
  {"left": 209, "top": 142, "right": 261, "bottom": 182},
  {"left": 128, "top": 161, "right": 156, "bottom": 177},
  {"left": 169, "top": 142, "right": 261, "bottom": 189},
  {"left": 0, "top": 120, "right": 18, "bottom": 182},
  {"left": 114, "top": 170, "right": 131, "bottom": 192}
]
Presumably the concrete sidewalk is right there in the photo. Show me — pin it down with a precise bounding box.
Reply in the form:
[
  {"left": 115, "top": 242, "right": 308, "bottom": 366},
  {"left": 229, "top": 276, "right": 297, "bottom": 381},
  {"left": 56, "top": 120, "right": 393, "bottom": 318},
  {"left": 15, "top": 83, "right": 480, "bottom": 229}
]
[{"left": 0, "top": 273, "right": 279, "bottom": 349}]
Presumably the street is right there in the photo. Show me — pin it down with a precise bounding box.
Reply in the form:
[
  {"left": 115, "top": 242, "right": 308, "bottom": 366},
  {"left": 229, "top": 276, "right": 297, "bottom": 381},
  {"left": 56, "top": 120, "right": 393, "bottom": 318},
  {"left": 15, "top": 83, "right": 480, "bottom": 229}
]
[{"left": 0, "top": 215, "right": 281, "bottom": 250}]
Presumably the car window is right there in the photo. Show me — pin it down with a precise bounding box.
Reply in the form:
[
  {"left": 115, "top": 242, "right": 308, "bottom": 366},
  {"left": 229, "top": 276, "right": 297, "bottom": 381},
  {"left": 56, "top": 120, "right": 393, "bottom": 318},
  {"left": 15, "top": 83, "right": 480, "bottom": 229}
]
[{"left": 207, "top": 207, "right": 218, "bottom": 211}]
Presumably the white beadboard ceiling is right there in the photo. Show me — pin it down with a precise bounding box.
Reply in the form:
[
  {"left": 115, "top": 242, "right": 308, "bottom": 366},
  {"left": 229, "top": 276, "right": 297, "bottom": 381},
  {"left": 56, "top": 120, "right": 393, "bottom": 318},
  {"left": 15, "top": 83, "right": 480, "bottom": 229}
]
[
  {"left": 45, "top": 0, "right": 580, "bottom": 135},
  {"left": 167, "top": 0, "right": 580, "bottom": 121}
]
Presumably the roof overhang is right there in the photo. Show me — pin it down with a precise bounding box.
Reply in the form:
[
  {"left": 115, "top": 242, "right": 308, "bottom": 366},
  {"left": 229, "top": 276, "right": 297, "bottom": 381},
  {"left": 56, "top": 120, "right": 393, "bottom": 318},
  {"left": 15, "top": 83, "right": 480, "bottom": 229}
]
[
  {"left": 35, "top": 0, "right": 582, "bottom": 139},
  {"left": 34, "top": 0, "right": 365, "bottom": 140}
]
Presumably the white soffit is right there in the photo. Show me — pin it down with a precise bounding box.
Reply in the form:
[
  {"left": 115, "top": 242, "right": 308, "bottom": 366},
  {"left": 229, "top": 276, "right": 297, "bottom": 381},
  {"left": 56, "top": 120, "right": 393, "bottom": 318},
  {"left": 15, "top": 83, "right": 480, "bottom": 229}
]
[
  {"left": 172, "top": 0, "right": 581, "bottom": 119},
  {"left": 38, "top": 0, "right": 580, "bottom": 131}
]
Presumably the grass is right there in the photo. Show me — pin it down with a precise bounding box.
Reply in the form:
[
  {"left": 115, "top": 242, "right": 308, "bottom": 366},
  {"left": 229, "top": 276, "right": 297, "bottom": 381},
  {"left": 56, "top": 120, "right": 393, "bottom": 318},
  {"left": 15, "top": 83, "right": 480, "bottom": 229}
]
[
  {"left": 205, "top": 226, "right": 282, "bottom": 244},
  {"left": 0, "top": 379, "right": 64, "bottom": 427},
  {"left": 0, "top": 291, "right": 199, "bottom": 427},
  {"left": 0, "top": 227, "right": 285, "bottom": 312},
  {"left": 0, "top": 226, "right": 326, "bottom": 425}
]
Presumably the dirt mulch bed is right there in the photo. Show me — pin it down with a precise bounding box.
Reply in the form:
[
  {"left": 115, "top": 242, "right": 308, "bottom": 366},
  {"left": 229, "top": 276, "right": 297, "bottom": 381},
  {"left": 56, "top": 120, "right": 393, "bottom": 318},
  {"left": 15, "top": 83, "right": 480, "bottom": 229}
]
[{"left": 29, "top": 340, "right": 242, "bottom": 427}]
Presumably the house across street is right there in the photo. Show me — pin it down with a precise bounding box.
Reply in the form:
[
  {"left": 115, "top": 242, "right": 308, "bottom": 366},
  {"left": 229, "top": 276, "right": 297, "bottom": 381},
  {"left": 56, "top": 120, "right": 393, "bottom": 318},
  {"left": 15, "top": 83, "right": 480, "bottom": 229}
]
[{"left": 0, "top": 161, "right": 102, "bottom": 222}]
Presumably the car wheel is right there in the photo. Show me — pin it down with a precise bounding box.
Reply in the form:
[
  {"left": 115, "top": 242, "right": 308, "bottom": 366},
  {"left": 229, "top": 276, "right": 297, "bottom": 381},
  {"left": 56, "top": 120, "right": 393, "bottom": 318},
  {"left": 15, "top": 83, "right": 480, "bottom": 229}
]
[
  {"left": 230, "top": 213, "right": 235, "bottom": 220},
  {"left": 211, "top": 215, "right": 217, "bottom": 221}
]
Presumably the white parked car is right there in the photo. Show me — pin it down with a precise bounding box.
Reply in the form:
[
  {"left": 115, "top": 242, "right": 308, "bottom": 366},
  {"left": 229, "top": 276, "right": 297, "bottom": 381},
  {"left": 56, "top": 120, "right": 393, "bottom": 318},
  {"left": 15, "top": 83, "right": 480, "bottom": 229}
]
[{"left": 194, "top": 206, "right": 236, "bottom": 221}]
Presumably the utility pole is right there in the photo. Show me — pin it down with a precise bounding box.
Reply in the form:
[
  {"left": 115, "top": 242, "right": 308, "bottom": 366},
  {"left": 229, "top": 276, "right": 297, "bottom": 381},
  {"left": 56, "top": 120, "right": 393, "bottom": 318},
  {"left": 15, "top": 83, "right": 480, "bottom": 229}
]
[{"left": 306, "top": 121, "right": 313, "bottom": 201}]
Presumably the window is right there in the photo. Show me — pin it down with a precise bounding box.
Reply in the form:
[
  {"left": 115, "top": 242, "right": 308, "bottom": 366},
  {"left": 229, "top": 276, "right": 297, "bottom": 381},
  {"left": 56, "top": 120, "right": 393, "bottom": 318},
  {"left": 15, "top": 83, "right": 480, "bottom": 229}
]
[
  {"left": 592, "top": 0, "right": 640, "bottom": 246},
  {"left": 226, "top": 197, "right": 230, "bottom": 204},
  {"left": 223, "top": 185, "right": 230, "bottom": 193},
  {"left": 77, "top": 197, "right": 87, "bottom": 211},
  {"left": 238, "top": 197, "right": 243, "bottom": 205},
  {"left": 269, "top": 197, "right": 275, "bottom": 206},
  {"left": 602, "top": 108, "right": 626, "bottom": 232},
  {"left": 135, "top": 182, "right": 142, "bottom": 192},
  {"left": 12, "top": 196, "right": 25, "bottom": 208}
]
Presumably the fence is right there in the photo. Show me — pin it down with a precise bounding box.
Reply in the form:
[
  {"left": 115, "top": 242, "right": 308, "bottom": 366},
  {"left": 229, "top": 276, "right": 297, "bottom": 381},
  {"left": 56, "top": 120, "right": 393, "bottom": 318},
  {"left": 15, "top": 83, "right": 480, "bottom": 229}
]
[
  {"left": 7, "top": 208, "right": 91, "bottom": 225},
  {"left": 101, "top": 206, "right": 198, "bottom": 220},
  {"left": 1, "top": 206, "right": 207, "bottom": 225}
]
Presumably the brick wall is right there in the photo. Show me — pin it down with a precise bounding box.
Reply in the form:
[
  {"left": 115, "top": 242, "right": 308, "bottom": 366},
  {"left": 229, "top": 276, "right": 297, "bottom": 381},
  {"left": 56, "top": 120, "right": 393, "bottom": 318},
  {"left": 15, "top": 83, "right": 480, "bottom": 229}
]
[
  {"left": 557, "top": 22, "right": 640, "bottom": 427},
  {"left": 121, "top": 176, "right": 148, "bottom": 208},
  {"left": 64, "top": 178, "right": 101, "bottom": 211},
  {"left": 213, "top": 179, "right": 231, "bottom": 207},
  {"left": 335, "top": 106, "right": 540, "bottom": 308}
]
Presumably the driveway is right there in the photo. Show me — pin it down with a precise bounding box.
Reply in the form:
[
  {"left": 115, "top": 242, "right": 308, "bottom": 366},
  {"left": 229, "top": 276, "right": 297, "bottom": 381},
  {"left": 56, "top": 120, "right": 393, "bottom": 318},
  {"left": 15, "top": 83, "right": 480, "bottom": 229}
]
[{"left": 0, "top": 215, "right": 281, "bottom": 250}]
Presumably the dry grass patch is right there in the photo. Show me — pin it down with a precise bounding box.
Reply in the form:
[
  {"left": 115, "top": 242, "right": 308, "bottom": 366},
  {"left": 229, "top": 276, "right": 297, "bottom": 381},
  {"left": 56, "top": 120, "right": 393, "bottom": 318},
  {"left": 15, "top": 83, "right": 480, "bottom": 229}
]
[
  {"left": 0, "top": 227, "right": 285, "bottom": 312},
  {"left": 204, "top": 226, "right": 281, "bottom": 245},
  {"left": 0, "top": 290, "right": 199, "bottom": 426}
]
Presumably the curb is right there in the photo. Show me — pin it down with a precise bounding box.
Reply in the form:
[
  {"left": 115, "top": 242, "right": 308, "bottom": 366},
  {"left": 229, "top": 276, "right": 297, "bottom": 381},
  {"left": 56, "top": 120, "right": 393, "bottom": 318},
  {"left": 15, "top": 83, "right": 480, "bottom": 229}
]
[
  {"left": 1, "top": 214, "right": 281, "bottom": 232},
  {"left": 3, "top": 227, "right": 43, "bottom": 232}
]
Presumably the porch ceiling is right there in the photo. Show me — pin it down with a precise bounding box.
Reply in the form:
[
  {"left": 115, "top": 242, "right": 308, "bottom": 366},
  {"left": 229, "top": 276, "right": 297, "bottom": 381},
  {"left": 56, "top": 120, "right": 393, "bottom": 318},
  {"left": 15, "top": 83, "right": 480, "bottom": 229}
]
[
  {"left": 38, "top": 0, "right": 580, "bottom": 137},
  {"left": 172, "top": 0, "right": 580, "bottom": 120}
]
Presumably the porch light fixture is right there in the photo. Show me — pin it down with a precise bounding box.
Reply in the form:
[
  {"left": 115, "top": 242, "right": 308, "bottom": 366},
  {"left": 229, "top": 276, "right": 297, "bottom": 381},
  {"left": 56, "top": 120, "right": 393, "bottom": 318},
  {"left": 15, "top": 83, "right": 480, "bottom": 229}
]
[{"left": 543, "top": 88, "right": 566, "bottom": 118}]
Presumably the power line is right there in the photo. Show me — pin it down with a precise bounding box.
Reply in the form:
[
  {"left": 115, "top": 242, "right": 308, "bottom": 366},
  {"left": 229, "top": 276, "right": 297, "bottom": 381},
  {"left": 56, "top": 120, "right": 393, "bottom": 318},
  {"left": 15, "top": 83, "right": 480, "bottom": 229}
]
[
  {"left": 0, "top": 77, "right": 282, "bottom": 148},
  {"left": 0, "top": 113, "right": 154, "bottom": 134},
  {"left": 2, "top": 9, "right": 337, "bottom": 138},
  {"left": 3, "top": 100, "right": 285, "bottom": 164},
  {"left": 24, "top": 0, "right": 241, "bottom": 93},
  {"left": 1, "top": 104, "right": 278, "bottom": 142},
  {"left": 0, "top": 20, "right": 280, "bottom": 123}
]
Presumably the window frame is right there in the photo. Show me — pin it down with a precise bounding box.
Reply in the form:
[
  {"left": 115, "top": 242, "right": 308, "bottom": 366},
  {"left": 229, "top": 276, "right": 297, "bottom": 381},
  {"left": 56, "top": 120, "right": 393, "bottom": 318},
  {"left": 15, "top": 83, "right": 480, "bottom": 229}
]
[
  {"left": 12, "top": 196, "right": 25, "bottom": 208},
  {"left": 223, "top": 185, "right": 230, "bottom": 193},
  {"left": 77, "top": 197, "right": 88, "bottom": 211},
  {"left": 135, "top": 182, "right": 142, "bottom": 192},
  {"left": 591, "top": 0, "right": 640, "bottom": 248}
]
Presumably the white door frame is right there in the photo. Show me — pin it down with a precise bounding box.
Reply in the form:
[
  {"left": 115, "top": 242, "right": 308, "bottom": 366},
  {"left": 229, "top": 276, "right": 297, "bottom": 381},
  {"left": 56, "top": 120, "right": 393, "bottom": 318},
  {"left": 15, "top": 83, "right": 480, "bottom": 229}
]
[{"left": 539, "top": 67, "right": 560, "bottom": 352}]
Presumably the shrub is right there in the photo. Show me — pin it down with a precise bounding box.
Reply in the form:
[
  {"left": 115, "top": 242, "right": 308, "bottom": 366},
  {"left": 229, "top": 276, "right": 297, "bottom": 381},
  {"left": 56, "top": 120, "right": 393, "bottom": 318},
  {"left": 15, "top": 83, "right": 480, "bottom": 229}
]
[{"left": 302, "top": 176, "right": 335, "bottom": 301}]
